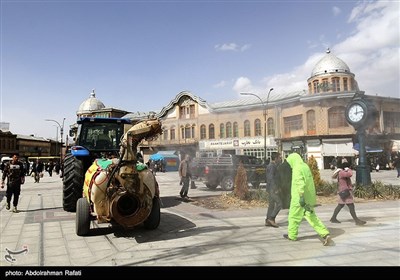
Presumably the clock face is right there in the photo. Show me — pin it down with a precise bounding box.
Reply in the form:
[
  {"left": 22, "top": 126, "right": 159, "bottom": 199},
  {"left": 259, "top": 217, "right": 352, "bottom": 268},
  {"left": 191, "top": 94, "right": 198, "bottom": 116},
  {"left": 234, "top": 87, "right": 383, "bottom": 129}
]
[{"left": 347, "top": 103, "right": 365, "bottom": 123}]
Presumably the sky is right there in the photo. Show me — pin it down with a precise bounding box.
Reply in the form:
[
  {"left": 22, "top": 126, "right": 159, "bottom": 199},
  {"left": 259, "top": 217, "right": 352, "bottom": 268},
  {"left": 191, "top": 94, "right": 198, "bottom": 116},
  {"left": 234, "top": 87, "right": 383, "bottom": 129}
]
[{"left": 0, "top": 0, "right": 399, "bottom": 141}]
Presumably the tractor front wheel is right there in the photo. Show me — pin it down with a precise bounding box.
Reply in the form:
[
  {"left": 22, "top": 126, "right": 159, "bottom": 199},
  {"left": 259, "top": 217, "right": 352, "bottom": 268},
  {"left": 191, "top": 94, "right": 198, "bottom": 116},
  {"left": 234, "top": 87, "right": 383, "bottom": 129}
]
[{"left": 62, "top": 154, "right": 84, "bottom": 212}]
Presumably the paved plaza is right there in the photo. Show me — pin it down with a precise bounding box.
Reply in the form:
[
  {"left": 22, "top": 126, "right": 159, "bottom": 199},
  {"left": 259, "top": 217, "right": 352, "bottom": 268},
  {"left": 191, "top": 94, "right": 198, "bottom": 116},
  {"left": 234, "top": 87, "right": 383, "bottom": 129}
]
[{"left": 0, "top": 169, "right": 399, "bottom": 269}]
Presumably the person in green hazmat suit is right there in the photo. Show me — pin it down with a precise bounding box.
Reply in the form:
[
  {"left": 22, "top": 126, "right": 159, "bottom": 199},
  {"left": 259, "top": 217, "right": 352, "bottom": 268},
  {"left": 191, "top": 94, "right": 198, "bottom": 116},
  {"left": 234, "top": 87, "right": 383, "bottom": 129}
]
[{"left": 285, "top": 152, "right": 331, "bottom": 246}]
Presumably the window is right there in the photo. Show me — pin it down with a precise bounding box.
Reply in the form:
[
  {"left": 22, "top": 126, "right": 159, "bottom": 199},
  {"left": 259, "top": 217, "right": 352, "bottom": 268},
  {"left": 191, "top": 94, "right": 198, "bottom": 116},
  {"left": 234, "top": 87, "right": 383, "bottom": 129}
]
[
  {"left": 163, "top": 128, "right": 168, "bottom": 140},
  {"left": 284, "top": 115, "right": 303, "bottom": 136},
  {"left": 185, "top": 127, "right": 191, "bottom": 138},
  {"left": 190, "top": 105, "right": 195, "bottom": 118},
  {"left": 244, "top": 120, "right": 251, "bottom": 137},
  {"left": 267, "top": 117, "right": 274, "bottom": 136},
  {"left": 254, "top": 119, "right": 262, "bottom": 136},
  {"left": 179, "top": 99, "right": 196, "bottom": 120},
  {"left": 343, "top": 78, "right": 348, "bottom": 91},
  {"left": 332, "top": 77, "right": 340, "bottom": 92},
  {"left": 220, "top": 123, "right": 225, "bottom": 138},
  {"left": 328, "top": 107, "right": 348, "bottom": 128},
  {"left": 233, "top": 122, "right": 239, "bottom": 137},
  {"left": 170, "top": 127, "right": 176, "bottom": 140},
  {"left": 181, "top": 126, "right": 191, "bottom": 139},
  {"left": 226, "top": 122, "right": 232, "bottom": 138},
  {"left": 321, "top": 79, "right": 329, "bottom": 92},
  {"left": 179, "top": 107, "right": 186, "bottom": 119},
  {"left": 383, "top": 112, "right": 400, "bottom": 133},
  {"left": 313, "top": 80, "right": 319, "bottom": 93},
  {"left": 200, "top": 125, "right": 206, "bottom": 139},
  {"left": 209, "top": 124, "right": 215, "bottom": 139},
  {"left": 191, "top": 126, "right": 195, "bottom": 138},
  {"left": 181, "top": 124, "right": 194, "bottom": 139},
  {"left": 306, "top": 110, "right": 316, "bottom": 135}
]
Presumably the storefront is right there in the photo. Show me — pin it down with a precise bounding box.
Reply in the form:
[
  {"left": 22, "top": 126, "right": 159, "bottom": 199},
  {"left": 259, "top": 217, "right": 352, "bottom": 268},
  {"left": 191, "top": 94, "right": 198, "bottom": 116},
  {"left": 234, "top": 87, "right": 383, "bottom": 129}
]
[{"left": 198, "top": 136, "right": 278, "bottom": 161}]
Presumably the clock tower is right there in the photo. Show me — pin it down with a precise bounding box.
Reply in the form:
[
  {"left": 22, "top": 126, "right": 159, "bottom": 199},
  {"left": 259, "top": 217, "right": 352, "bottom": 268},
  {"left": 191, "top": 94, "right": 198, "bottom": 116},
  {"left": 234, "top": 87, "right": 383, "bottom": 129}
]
[{"left": 345, "top": 92, "right": 378, "bottom": 186}]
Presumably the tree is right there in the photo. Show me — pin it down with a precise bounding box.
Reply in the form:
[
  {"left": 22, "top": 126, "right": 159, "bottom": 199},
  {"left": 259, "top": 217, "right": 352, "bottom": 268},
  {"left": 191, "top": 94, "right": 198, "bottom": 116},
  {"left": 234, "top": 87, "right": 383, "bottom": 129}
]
[
  {"left": 307, "top": 155, "right": 323, "bottom": 190},
  {"left": 234, "top": 161, "right": 248, "bottom": 200}
]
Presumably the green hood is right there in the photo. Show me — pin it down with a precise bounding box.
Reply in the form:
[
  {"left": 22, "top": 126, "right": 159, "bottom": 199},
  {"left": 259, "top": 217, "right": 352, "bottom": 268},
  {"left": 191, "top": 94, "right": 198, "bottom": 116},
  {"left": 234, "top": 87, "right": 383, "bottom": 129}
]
[{"left": 286, "top": 153, "right": 304, "bottom": 168}]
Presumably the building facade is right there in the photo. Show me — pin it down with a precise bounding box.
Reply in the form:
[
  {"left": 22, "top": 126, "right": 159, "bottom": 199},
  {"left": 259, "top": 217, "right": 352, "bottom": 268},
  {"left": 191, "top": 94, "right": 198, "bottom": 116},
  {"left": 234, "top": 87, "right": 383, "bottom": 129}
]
[
  {"left": 3, "top": 50, "right": 399, "bottom": 170},
  {"left": 141, "top": 49, "right": 400, "bottom": 169}
]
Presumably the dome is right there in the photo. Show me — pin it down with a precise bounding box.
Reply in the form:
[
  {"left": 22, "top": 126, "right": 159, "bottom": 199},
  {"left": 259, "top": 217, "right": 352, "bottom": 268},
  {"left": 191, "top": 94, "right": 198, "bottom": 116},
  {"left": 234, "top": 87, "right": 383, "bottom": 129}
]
[
  {"left": 77, "top": 90, "right": 105, "bottom": 113},
  {"left": 311, "top": 49, "right": 351, "bottom": 77}
]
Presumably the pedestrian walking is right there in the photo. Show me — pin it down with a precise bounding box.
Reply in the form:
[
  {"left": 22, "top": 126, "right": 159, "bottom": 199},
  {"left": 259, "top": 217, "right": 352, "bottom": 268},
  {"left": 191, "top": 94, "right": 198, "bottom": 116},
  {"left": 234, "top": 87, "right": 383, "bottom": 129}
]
[
  {"left": 330, "top": 161, "right": 366, "bottom": 225},
  {"left": 277, "top": 156, "right": 292, "bottom": 210},
  {"left": 284, "top": 152, "right": 331, "bottom": 246},
  {"left": 265, "top": 153, "right": 282, "bottom": 228},
  {"left": 393, "top": 153, "right": 400, "bottom": 178},
  {"left": 32, "top": 159, "right": 44, "bottom": 183},
  {"left": 179, "top": 154, "right": 192, "bottom": 199},
  {"left": 1, "top": 153, "right": 25, "bottom": 213}
]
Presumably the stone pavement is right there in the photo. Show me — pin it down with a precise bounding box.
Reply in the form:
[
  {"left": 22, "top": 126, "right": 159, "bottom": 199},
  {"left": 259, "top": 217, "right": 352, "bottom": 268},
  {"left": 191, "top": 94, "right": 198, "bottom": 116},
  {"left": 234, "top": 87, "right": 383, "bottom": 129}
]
[{"left": 0, "top": 169, "right": 399, "bottom": 269}]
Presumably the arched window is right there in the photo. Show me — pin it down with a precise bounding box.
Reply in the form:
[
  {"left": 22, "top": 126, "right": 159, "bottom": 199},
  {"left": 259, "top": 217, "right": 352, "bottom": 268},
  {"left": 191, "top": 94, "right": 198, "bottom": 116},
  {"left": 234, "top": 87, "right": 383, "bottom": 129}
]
[
  {"left": 226, "top": 122, "right": 232, "bottom": 138},
  {"left": 200, "top": 124, "right": 206, "bottom": 139},
  {"left": 343, "top": 78, "right": 348, "bottom": 91},
  {"left": 328, "top": 107, "right": 348, "bottom": 128},
  {"left": 244, "top": 120, "right": 251, "bottom": 137},
  {"left": 267, "top": 117, "right": 274, "bottom": 136},
  {"left": 191, "top": 125, "right": 195, "bottom": 138},
  {"left": 181, "top": 124, "right": 194, "bottom": 139},
  {"left": 209, "top": 124, "right": 215, "bottom": 139},
  {"left": 233, "top": 122, "right": 239, "bottom": 137},
  {"left": 306, "top": 110, "right": 316, "bottom": 135},
  {"left": 254, "top": 119, "right": 262, "bottom": 136},
  {"left": 170, "top": 126, "right": 176, "bottom": 140},
  {"left": 220, "top": 123, "right": 225, "bottom": 138},
  {"left": 331, "top": 77, "right": 340, "bottom": 92},
  {"left": 163, "top": 127, "right": 168, "bottom": 140}
]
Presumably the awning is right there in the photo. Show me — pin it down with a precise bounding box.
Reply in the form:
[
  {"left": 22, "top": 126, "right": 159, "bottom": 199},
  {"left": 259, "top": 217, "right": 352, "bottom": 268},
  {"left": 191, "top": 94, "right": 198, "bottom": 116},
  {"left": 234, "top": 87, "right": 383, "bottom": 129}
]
[
  {"left": 322, "top": 140, "right": 355, "bottom": 156},
  {"left": 353, "top": 143, "right": 383, "bottom": 153},
  {"left": 149, "top": 153, "right": 164, "bottom": 161},
  {"left": 157, "top": 150, "right": 177, "bottom": 155}
]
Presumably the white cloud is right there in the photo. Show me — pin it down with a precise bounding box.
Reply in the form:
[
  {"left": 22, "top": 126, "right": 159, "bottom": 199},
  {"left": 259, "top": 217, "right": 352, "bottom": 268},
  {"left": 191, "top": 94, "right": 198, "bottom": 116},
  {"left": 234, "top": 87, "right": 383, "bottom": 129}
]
[
  {"left": 333, "top": 0, "right": 399, "bottom": 97},
  {"left": 240, "top": 44, "right": 252, "bottom": 52},
  {"left": 332, "top": 6, "right": 341, "bottom": 17},
  {"left": 232, "top": 77, "right": 254, "bottom": 93},
  {"left": 244, "top": 1, "right": 399, "bottom": 99},
  {"left": 213, "top": 80, "right": 226, "bottom": 88},
  {"left": 215, "top": 43, "right": 251, "bottom": 52}
]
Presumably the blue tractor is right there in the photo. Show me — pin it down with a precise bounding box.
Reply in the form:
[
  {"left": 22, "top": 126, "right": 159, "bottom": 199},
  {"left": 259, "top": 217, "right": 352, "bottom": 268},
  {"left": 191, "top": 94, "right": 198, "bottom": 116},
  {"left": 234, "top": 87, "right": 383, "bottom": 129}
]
[{"left": 62, "top": 117, "right": 132, "bottom": 212}]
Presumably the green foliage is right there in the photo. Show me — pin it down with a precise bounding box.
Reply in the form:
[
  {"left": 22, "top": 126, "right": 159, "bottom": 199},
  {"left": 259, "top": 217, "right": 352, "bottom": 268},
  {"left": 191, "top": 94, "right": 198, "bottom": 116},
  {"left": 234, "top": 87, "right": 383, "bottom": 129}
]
[
  {"left": 353, "top": 185, "right": 369, "bottom": 199},
  {"left": 316, "top": 180, "right": 337, "bottom": 196},
  {"left": 315, "top": 179, "right": 400, "bottom": 200},
  {"left": 353, "top": 181, "right": 400, "bottom": 199},
  {"left": 247, "top": 187, "right": 269, "bottom": 202},
  {"left": 227, "top": 187, "right": 269, "bottom": 202}
]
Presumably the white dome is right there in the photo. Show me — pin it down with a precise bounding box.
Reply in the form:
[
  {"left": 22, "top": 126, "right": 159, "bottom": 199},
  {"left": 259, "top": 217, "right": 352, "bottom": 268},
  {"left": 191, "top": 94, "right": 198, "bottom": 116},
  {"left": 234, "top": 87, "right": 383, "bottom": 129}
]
[
  {"left": 311, "top": 49, "right": 351, "bottom": 77},
  {"left": 77, "top": 90, "right": 105, "bottom": 113}
]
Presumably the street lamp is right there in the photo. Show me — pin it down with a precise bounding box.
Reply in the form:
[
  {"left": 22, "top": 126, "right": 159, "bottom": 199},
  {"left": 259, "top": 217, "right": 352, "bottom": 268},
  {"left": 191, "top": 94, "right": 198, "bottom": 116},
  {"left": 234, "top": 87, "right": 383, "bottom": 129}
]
[
  {"left": 241, "top": 88, "right": 273, "bottom": 164},
  {"left": 53, "top": 125, "right": 58, "bottom": 157},
  {"left": 45, "top": 118, "right": 65, "bottom": 161}
]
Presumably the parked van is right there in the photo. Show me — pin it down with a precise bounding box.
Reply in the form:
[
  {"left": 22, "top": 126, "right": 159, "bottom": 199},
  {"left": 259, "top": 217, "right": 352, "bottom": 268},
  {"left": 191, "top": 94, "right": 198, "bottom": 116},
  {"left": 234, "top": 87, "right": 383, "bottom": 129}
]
[{"left": 1, "top": 156, "right": 12, "bottom": 171}]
